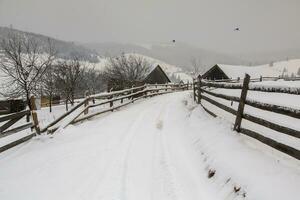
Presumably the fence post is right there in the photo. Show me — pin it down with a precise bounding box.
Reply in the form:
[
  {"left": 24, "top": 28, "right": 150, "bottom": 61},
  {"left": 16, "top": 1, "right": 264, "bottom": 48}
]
[
  {"left": 197, "top": 76, "right": 202, "bottom": 104},
  {"left": 30, "top": 96, "right": 40, "bottom": 135},
  {"left": 193, "top": 79, "right": 196, "bottom": 101},
  {"left": 84, "top": 99, "right": 89, "bottom": 115},
  {"left": 144, "top": 84, "right": 148, "bottom": 98},
  {"left": 234, "top": 74, "right": 250, "bottom": 132},
  {"left": 110, "top": 100, "right": 113, "bottom": 107},
  {"left": 84, "top": 91, "right": 89, "bottom": 115},
  {"left": 131, "top": 85, "right": 134, "bottom": 99}
]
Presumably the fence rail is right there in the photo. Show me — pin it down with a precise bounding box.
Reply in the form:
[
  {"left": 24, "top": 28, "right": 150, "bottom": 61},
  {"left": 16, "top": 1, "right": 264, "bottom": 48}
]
[
  {"left": 202, "top": 77, "right": 300, "bottom": 95},
  {"left": 0, "top": 83, "right": 191, "bottom": 153},
  {"left": 0, "top": 98, "right": 39, "bottom": 153},
  {"left": 194, "top": 75, "right": 300, "bottom": 160}
]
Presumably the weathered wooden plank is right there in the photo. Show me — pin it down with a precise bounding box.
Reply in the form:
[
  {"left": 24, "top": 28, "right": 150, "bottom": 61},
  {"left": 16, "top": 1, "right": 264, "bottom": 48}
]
[
  {"left": 200, "top": 103, "right": 217, "bottom": 118},
  {"left": 92, "top": 85, "right": 146, "bottom": 99},
  {"left": 248, "top": 86, "right": 300, "bottom": 95},
  {"left": 201, "top": 95, "right": 237, "bottom": 115},
  {"left": 245, "top": 100, "right": 300, "bottom": 119},
  {"left": 0, "top": 116, "right": 23, "bottom": 133},
  {"left": 0, "top": 122, "right": 33, "bottom": 138},
  {"left": 73, "top": 89, "right": 181, "bottom": 124},
  {"left": 243, "top": 113, "right": 300, "bottom": 139},
  {"left": 193, "top": 80, "right": 196, "bottom": 101},
  {"left": 234, "top": 74, "right": 250, "bottom": 132},
  {"left": 201, "top": 81, "right": 243, "bottom": 89},
  {"left": 84, "top": 97, "right": 89, "bottom": 115},
  {"left": 40, "top": 98, "right": 88, "bottom": 133},
  {"left": 0, "top": 110, "right": 30, "bottom": 123},
  {"left": 197, "top": 77, "right": 202, "bottom": 104},
  {"left": 73, "top": 101, "right": 133, "bottom": 124},
  {"left": 89, "top": 89, "right": 146, "bottom": 108},
  {"left": 0, "top": 133, "right": 35, "bottom": 154},
  {"left": 240, "top": 128, "right": 300, "bottom": 160},
  {"left": 201, "top": 88, "right": 240, "bottom": 102}
]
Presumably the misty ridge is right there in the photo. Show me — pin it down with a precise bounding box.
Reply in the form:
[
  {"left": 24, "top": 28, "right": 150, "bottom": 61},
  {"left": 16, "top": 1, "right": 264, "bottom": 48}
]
[
  {"left": 1, "top": 26, "right": 300, "bottom": 73},
  {"left": 0, "top": 27, "right": 99, "bottom": 63}
]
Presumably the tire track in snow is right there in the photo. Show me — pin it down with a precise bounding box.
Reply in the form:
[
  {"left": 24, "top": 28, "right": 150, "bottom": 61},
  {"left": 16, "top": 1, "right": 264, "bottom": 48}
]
[
  {"left": 91, "top": 99, "right": 166, "bottom": 200},
  {"left": 151, "top": 98, "right": 182, "bottom": 200},
  {"left": 78, "top": 103, "right": 157, "bottom": 200},
  {"left": 119, "top": 99, "right": 171, "bottom": 200}
]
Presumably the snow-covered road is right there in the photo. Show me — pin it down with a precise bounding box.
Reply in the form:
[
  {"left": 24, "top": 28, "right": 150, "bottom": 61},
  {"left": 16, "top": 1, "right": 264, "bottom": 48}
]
[
  {"left": 0, "top": 91, "right": 299, "bottom": 200},
  {"left": 0, "top": 92, "right": 214, "bottom": 200}
]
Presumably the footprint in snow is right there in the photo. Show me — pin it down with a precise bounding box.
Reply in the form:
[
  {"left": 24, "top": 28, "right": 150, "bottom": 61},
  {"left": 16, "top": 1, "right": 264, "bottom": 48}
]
[{"left": 156, "top": 120, "right": 164, "bottom": 130}]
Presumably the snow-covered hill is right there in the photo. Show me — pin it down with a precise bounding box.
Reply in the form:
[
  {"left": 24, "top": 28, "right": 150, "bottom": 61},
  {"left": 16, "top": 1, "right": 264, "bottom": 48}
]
[
  {"left": 214, "top": 59, "right": 300, "bottom": 79},
  {"left": 267, "top": 59, "right": 300, "bottom": 76},
  {"left": 86, "top": 53, "right": 193, "bottom": 83}
]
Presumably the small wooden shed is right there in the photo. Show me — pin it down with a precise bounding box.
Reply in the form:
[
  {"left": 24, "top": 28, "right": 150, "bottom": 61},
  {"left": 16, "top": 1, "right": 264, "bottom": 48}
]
[
  {"left": 201, "top": 64, "right": 229, "bottom": 80},
  {"left": 107, "top": 64, "right": 171, "bottom": 91},
  {"left": 201, "top": 64, "right": 280, "bottom": 80},
  {"left": 144, "top": 65, "right": 171, "bottom": 84}
]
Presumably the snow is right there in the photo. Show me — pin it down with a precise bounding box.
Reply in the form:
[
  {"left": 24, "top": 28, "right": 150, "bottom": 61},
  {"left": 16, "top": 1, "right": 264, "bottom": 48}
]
[
  {"left": 217, "top": 64, "right": 279, "bottom": 79},
  {"left": 250, "top": 80, "right": 300, "bottom": 94},
  {"left": 214, "top": 59, "right": 300, "bottom": 79},
  {"left": 83, "top": 53, "right": 193, "bottom": 83},
  {"left": 202, "top": 91, "right": 300, "bottom": 149},
  {"left": 0, "top": 91, "right": 299, "bottom": 200},
  {"left": 268, "top": 59, "right": 300, "bottom": 76}
]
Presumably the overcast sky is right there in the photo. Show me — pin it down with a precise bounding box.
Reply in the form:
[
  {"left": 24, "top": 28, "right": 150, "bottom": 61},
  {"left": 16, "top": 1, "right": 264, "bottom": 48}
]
[{"left": 0, "top": 0, "right": 300, "bottom": 54}]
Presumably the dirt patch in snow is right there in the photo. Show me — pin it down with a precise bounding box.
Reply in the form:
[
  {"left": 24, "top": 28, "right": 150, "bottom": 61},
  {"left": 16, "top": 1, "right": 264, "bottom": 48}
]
[{"left": 156, "top": 120, "right": 164, "bottom": 130}]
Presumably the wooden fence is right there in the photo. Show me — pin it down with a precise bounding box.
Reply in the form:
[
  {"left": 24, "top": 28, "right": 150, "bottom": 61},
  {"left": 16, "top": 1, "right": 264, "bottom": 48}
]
[
  {"left": 0, "top": 96, "right": 41, "bottom": 153},
  {"left": 0, "top": 83, "right": 190, "bottom": 153},
  {"left": 193, "top": 75, "right": 300, "bottom": 160}
]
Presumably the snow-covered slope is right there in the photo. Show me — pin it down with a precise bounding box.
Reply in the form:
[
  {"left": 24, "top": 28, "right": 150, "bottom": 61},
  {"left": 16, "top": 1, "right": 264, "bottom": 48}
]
[
  {"left": 218, "top": 64, "right": 279, "bottom": 79},
  {"left": 266, "top": 59, "right": 300, "bottom": 76},
  {"left": 86, "top": 53, "right": 193, "bottom": 82},
  {"left": 216, "top": 59, "right": 300, "bottom": 79},
  {"left": 0, "top": 92, "right": 299, "bottom": 200},
  {"left": 128, "top": 53, "right": 193, "bottom": 82}
]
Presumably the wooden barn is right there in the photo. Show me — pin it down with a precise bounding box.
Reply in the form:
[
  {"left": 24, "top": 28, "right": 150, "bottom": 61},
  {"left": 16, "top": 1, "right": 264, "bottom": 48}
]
[
  {"left": 201, "top": 64, "right": 280, "bottom": 80},
  {"left": 107, "top": 64, "right": 170, "bottom": 91},
  {"left": 144, "top": 65, "right": 171, "bottom": 84},
  {"left": 201, "top": 64, "right": 229, "bottom": 80}
]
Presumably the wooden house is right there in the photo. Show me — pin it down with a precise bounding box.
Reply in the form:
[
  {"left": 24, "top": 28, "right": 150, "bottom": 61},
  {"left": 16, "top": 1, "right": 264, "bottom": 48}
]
[
  {"left": 201, "top": 65, "right": 229, "bottom": 80},
  {"left": 107, "top": 64, "right": 170, "bottom": 91},
  {"left": 144, "top": 65, "right": 171, "bottom": 84},
  {"left": 201, "top": 64, "right": 280, "bottom": 80}
]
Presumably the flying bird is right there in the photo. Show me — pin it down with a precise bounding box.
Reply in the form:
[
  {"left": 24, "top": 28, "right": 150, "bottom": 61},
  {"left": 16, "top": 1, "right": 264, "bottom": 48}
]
[
  {"left": 234, "top": 27, "right": 240, "bottom": 31},
  {"left": 172, "top": 40, "right": 176, "bottom": 43}
]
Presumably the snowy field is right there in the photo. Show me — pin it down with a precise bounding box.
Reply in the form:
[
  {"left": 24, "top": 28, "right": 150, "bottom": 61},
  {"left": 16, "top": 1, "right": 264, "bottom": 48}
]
[
  {"left": 0, "top": 91, "right": 299, "bottom": 200},
  {"left": 201, "top": 81, "right": 300, "bottom": 150}
]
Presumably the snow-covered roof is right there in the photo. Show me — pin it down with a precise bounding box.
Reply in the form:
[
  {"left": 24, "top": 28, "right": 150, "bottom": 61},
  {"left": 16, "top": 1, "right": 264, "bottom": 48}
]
[
  {"left": 203, "top": 59, "right": 300, "bottom": 80},
  {"left": 217, "top": 64, "right": 280, "bottom": 79},
  {"left": 144, "top": 64, "right": 171, "bottom": 82}
]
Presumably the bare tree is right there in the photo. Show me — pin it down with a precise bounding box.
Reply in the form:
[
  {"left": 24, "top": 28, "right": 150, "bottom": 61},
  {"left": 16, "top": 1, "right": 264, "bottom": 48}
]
[
  {"left": 297, "top": 67, "right": 300, "bottom": 77},
  {"left": 103, "top": 54, "right": 151, "bottom": 90},
  {"left": 41, "top": 65, "right": 57, "bottom": 112},
  {"left": 0, "top": 32, "right": 56, "bottom": 109},
  {"left": 190, "top": 57, "right": 202, "bottom": 77},
  {"left": 55, "top": 57, "right": 84, "bottom": 110},
  {"left": 281, "top": 67, "right": 288, "bottom": 78},
  {"left": 80, "top": 67, "right": 105, "bottom": 95}
]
